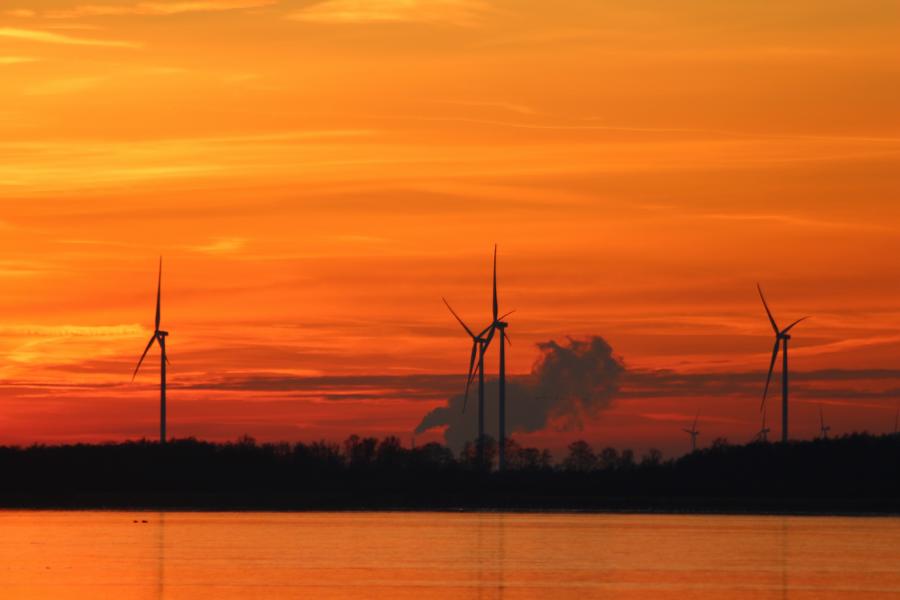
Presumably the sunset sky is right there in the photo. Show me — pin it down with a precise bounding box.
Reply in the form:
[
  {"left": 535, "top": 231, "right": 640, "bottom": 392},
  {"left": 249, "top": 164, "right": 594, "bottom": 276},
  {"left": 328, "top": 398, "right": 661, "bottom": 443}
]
[{"left": 1, "top": 0, "right": 899, "bottom": 456}]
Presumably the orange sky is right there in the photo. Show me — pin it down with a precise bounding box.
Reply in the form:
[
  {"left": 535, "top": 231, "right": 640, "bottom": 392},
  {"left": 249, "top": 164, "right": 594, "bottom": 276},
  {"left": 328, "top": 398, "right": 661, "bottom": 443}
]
[{"left": 1, "top": 0, "right": 899, "bottom": 456}]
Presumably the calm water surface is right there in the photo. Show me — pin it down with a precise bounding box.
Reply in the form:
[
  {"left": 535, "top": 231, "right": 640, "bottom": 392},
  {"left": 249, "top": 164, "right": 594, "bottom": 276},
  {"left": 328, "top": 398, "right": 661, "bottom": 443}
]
[{"left": 0, "top": 511, "right": 898, "bottom": 599}]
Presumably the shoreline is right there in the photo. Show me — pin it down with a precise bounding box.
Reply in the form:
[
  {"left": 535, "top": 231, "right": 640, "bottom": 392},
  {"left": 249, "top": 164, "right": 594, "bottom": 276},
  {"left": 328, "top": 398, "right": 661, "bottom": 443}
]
[{"left": 1, "top": 495, "right": 897, "bottom": 517}]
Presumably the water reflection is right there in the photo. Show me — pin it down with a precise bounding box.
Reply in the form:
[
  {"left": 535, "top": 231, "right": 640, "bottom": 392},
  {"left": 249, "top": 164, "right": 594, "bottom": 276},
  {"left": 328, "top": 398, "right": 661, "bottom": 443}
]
[
  {"left": 780, "top": 516, "right": 788, "bottom": 600},
  {"left": 0, "top": 512, "right": 897, "bottom": 599},
  {"left": 497, "top": 514, "right": 505, "bottom": 600},
  {"left": 157, "top": 512, "right": 165, "bottom": 600}
]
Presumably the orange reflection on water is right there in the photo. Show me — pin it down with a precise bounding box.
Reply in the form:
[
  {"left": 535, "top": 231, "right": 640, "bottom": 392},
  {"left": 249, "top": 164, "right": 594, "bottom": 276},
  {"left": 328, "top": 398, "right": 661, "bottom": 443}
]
[{"left": 0, "top": 511, "right": 898, "bottom": 599}]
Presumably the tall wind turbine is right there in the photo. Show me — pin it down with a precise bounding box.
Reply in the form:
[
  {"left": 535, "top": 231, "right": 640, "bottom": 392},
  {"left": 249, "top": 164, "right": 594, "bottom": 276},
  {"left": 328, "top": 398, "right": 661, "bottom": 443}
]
[
  {"left": 819, "top": 405, "right": 831, "bottom": 440},
  {"left": 758, "top": 284, "right": 808, "bottom": 443},
  {"left": 443, "top": 298, "right": 490, "bottom": 464},
  {"left": 480, "top": 245, "right": 513, "bottom": 470},
  {"left": 683, "top": 411, "right": 700, "bottom": 452},
  {"left": 133, "top": 258, "right": 170, "bottom": 444}
]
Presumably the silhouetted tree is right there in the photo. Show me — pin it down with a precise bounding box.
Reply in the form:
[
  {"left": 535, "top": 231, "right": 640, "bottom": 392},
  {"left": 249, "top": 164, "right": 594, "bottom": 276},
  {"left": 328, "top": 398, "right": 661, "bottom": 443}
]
[
  {"left": 344, "top": 435, "right": 377, "bottom": 468},
  {"left": 376, "top": 436, "right": 404, "bottom": 467},
  {"left": 598, "top": 447, "right": 619, "bottom": 470},
  {"left": 237, "top": 434, "right": 256, "bottom": 447},
  {"left": 563, "top": 440, "right": 597, "bottom": 472},
  {"left": 300, "top": 440, "right": 342, "bottom": 470},
  {"left": 412, "top": 442, "right": 454, "bottom": 469},
  {"left": 618, "top": 448, "right": 636, "bottom": 470},
  {"left": 461, "top": 435, "right": 497, "bottom": 470},
  {"left": 641, "top": 448, "right": 663, "bottom": 467}
]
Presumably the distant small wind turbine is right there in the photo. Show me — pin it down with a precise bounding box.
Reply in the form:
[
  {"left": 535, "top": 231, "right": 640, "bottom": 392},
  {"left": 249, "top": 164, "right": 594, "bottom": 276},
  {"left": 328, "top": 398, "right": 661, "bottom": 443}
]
[
  {"left": 758, "top": 284, "right": 809, "bottom": 443},
  {"left": 132, "top": 258, "right": 170, "bottom": 444},
  {"left": 683, "top": 411, "right": 700, "bottom": 452},
  {"left": 819, "top": 404, "right": 831, "bottom": 440}
]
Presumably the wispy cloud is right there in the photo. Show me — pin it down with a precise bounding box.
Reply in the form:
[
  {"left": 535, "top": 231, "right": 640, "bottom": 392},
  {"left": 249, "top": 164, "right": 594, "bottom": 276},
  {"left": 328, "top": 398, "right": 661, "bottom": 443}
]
[
  {"left": 0, "top": 56, "right": 39, "bottom": 65},
  {"left": 43, "top": 0, "right": 277, "bottom": 19},
  {"left": 0, "top": 27, "right": 140, "bottom": 48},
  {"left": 0, "top": 324, "right": 143, "bottom": 338},
  {"left": 438, "top": 99, "right": 538, "bottom": 116},
  {"left": 288, "top": 0, "right": 490, "bottom": 26},
  {"left": 3, "top": 9, "right": 36, "bottom": 18},
  {"left": 25, "top": 76, "right": 105, "bottom": 96},
  {"left": 188, "top": 237, "right": 248, "bottom": 254},
  {"left": 692, "top": 212, "right": 891, "bottom": 231}
]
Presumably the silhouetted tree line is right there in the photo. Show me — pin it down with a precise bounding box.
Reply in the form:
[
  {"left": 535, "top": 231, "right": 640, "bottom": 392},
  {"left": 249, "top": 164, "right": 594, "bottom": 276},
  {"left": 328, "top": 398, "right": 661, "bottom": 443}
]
[{"left": 0, "top": 433, "right": 897, "bottom": 512}]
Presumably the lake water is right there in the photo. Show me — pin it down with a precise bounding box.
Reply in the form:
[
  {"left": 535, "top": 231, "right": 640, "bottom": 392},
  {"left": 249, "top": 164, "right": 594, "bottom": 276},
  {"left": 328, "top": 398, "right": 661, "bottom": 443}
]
[{"left": 0, "top": 511, "right": 898, "bottom": 599}]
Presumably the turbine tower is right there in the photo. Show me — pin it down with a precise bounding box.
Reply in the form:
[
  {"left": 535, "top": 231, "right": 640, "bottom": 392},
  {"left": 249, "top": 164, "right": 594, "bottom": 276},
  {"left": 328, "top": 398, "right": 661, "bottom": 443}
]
[
  {"left": 683, "top": 411, "right": 700, "bottom": 452},
  {"left": 442, "top": 298, "right": 490, "bottom": 465},
  {"left": 819, "top": 405, "right": 831, "bottom": 440},
  {"left": 481, "top": 245, "right": 513, "bottom": 471},
  {"left": 758, "top": 284, "right": 808, "bottom": 443},
  {"left": 485, "top": 244, "right": 515, "bottom": 471},
  {"left": 133, "top": 258, "right": 170, "bottom": 444}
]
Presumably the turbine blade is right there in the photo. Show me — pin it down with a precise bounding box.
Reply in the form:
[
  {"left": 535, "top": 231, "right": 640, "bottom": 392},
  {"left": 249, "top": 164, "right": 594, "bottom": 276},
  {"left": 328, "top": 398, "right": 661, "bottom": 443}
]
[
  {"left": 757, "top": 283, "right": 780, "bottom": 334},
  {"left": 498, "top": 309, "right": 516, "bottom": 321},
  {"left": 132, "top": 334, "right": 157, "bottom": 381},
  {"left": 465, "top": 341, "right": 478, "bottom": 387},
  {"left": 155, "top": 257, "right": 162, "bottom": 332},
  {"left": 762, "top": 338, "right": 780, "bottom": 410},
  {"left": 503, "top": 330, "right": 511, "bottom": 346},
  {"left": 692, "top": 410, "right": 699, "bottom": 430},
  {"left": 462, "top": 341, "right": 479, "bottom": 413},
  {"left": 482, "top": 324, "right": 496, "bottom": 354},
  {"left": 782, "top": 316, "right": 809, "bottom": 335},
  {"left": 442, "top": 297, "right": 475, "bottom": 339},
  {"left": 492, "top": 244, "right": 498, "bottom": 321}
]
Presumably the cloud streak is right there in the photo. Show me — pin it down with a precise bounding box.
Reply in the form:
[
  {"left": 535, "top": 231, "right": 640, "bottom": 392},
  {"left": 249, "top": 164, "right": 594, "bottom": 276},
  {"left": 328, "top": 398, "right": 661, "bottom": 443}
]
[
  {"left": 289, "top": 0, "right": 490, "bottom": 26},
  {"left": 0, "top": 27, "right": 140, "bottom": 48},
  {"left": 0, "top": 56, "right": 39, "bottom": 65},
  {"left": 42, "top": 0, "right": 277, "bottom": 18}
]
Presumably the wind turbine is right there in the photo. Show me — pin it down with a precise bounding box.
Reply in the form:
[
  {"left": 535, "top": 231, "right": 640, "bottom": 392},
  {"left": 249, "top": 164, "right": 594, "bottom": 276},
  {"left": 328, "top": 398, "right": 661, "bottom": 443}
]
[
  {"left": 442, "top": 298, "right": 490, "bottom": 464},
  {"left": 894, "top": 406, "right": 899, "bottom": 436},
  {"left": 480, "top": 245, "right": 514, "bottom": 470},
  {"left": 683, "top": 411, "right": 700, "bottom": 452},
  {"left": 819, "top": 404, "right": 831, "bottom": 440},
  {"left": 758, "top": 284, "right": 808, "bottom": 443},
  {"left": 132, "top": 258, "right": 170, "bottom": 444}
]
